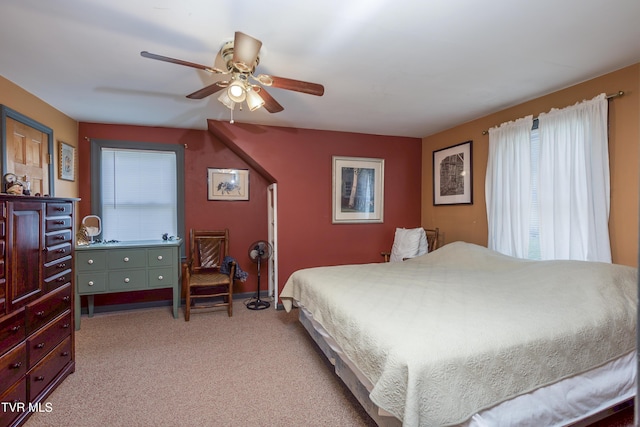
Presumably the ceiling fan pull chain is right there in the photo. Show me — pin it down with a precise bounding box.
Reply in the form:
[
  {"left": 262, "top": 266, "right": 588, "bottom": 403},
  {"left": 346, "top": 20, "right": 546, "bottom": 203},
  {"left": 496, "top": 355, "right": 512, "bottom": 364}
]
[{"left": 230, "top": 107, "right": 234, "bottom": 124}]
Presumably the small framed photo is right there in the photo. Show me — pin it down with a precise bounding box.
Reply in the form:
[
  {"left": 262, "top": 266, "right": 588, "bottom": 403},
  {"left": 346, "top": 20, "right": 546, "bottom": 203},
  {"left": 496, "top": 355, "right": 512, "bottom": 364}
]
[
  {"left": 433, "top": 140, "right": 473, "bottom": 205},
  {"left": 207, "top": 168, "right": 249, "bottom": 201},
  {"left": 332, "top": 156, "right": 384, "bottom": 223},
  {"left": 59, "top": 141, "right": 75, "bottom": 181}
]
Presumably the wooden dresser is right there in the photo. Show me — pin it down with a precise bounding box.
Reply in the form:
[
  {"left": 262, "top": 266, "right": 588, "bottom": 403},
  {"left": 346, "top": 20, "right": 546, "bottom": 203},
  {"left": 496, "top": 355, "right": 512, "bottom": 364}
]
[{"left": 0, "top": 195, "right": 77, "bottom": 427}]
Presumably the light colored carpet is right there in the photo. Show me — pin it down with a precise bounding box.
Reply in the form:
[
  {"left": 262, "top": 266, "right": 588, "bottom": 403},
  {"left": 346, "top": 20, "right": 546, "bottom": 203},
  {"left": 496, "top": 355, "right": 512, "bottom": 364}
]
[
  {"left": 24, "top": 304, "right": 634, "bottom": 427},
  {"left": 25, "top": 304, "right": 376, "bottom": 427}
]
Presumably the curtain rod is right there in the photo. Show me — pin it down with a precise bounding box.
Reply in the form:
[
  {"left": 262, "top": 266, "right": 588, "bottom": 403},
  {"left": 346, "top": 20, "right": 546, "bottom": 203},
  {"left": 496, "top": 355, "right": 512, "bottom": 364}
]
[{"left": 481, "top": 91, "right": 624, "bottom": 135}]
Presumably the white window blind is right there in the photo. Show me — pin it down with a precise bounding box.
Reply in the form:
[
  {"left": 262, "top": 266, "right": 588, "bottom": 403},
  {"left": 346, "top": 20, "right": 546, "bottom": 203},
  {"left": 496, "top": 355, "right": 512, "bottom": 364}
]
[{"left": 101, "top": 148, "right": 177, "bottom": 241}]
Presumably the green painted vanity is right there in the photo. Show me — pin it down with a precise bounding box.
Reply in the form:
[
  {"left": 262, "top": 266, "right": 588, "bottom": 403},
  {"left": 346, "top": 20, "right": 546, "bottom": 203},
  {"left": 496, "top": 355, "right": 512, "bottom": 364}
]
[{"left": 74, "top": 239, "right": 182, "bottom": 329}]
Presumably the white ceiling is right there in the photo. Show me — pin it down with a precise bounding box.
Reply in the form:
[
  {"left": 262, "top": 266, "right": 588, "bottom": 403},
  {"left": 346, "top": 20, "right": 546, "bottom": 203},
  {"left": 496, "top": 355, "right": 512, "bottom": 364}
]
[{"left": 1, "top": 0, "right": 639, "bottom": 138}]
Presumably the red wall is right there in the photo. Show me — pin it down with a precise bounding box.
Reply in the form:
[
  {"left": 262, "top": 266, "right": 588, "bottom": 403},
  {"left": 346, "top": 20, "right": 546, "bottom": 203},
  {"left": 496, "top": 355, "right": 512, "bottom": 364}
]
[{"left": 77, "top": 121, "right": 421, "bottom": 309}]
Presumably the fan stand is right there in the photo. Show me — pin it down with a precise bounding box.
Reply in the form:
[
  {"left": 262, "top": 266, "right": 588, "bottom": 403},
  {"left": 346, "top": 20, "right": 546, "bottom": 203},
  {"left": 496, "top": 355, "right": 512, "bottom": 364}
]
[{"left": 247, "top": 253, "right": 270, "bottom": 310}]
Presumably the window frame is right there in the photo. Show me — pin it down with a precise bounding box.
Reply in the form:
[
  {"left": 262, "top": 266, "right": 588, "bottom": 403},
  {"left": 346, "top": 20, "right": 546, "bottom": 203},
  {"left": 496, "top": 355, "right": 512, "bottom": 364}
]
[{"left": 90, "top": 139, "right": 185, "bottom": 255}]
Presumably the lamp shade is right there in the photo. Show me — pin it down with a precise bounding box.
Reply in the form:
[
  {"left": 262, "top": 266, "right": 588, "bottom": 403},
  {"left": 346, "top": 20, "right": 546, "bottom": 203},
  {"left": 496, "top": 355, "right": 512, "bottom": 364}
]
[
  {"left": 246, "top": 87, "right": 265, "bottom": 111},
  {"left": 227, "top": 80, "right": 246, "bottom": 103},
  {"left": 217, "top": 90, "right": 236, "bottom": 110}
]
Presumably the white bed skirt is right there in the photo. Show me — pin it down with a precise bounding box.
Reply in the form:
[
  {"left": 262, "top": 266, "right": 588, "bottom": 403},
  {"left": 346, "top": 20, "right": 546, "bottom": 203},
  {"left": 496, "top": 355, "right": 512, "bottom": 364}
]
[{"left": 299, "top": 306, "right": 636, "bottom": 427}]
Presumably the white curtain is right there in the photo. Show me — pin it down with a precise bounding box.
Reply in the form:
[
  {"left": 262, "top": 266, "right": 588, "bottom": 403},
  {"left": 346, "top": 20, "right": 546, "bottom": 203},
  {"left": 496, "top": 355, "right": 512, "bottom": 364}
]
[
  {"left": 485, "top": 115, "right": 533, "bottom": 258},
  {"left": 537, "top": 93, "right": 611, "bottom": 262}
]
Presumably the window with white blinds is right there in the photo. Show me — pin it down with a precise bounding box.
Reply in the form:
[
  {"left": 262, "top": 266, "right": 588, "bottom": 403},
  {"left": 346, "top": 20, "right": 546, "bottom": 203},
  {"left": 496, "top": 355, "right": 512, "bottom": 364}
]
[{"left": 97, "top": 146, "right": 180, "bottom": 242}]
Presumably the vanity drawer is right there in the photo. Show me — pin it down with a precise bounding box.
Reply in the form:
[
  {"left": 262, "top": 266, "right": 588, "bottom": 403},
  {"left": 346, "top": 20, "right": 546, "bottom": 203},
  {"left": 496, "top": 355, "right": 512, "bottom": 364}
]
[
  {"left": 108, "top": 249, "right": 146, "bottom": 269},
  {"left": 0, "top": 342, "right": 26, "bottom": 392},
  {"left": 25, "top": 284, "right": 71, "bottom": 334},
  {"left": 148, "top": 248, "right": 175, "bottom": 267},
  {"left": 28, "top": 311, "right": 72, "bottom": 368},
  {"left": 0, "top": 309, "right": 25, "bottom": 351},
  {"left": 108, "top": 269, "right": 147, "bottom": 291},
  {"left": 28, "top": 336, "right": 72, "bottom": 401},
  {"left": 76, "top": 250, "right": 107, "bottom": 272},
  {"left": 148, "top": 268, "right": 174, "bottom": 288},
  {"left": 77, "top": 272, "right": 107, "bottom": 294}
]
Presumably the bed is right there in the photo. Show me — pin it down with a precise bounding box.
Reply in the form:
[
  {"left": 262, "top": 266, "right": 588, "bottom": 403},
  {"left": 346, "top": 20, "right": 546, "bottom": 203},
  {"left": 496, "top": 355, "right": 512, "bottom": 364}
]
[{"left": 280, "top": 241, "right": 637, "bottom": 427}]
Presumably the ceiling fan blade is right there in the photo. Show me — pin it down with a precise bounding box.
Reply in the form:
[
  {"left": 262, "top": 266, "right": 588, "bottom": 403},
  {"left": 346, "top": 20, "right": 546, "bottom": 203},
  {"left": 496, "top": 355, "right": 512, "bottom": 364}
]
[
  {"left": 257, "top": 88, "right": 284, "bottom": 113},
  {"left": 186, "top": 82, "right": 226, "bottom": 99},
  {"left": 141, "top": 51, "right": 224, "bottom": 74},
  {"left": 256, "top": 74, "right": 324, "bottom": 96},
  {"left": 232, "top": 31, "right": 262, "bottom": 72}
]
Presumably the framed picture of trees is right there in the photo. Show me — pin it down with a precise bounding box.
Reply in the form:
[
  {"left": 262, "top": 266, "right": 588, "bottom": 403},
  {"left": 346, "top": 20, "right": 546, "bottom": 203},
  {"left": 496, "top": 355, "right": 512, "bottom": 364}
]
[{"left": 332, "top": 156, "right": 384, "bottom": 223}]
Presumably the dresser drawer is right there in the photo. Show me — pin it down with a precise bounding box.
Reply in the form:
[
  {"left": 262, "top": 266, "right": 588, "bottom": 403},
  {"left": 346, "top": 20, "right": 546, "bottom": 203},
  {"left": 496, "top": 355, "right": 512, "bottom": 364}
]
[
  {"left": 76, "top": 250, "right": 107, "bottom": 272},
  {"left": 44, "top": 255, "right": 73, "bottom": 280},
  {"left": 45, "top": 229, "right": 72, "bottom": 247},
  {"left": 44, "top": 270, "right": 73, "bottom": 293},
  {"left": 29, "top": 336, "right": 72, "bottom": 401},
  {"left": 108, "top": 249, "right": 146, "bottom": 269},
  {"left": 148, "top": 267, "right": 174, "bottom": 288},
  {"left": 0, "top": 378, "right": 27, "bottom": 427},
  {"left": 45, "top": 242, "right": 72, "bottom": 264},
  {"left": 45, "top": 216, "right": 72, "bottom": 232},
  {"left": 77, "top": 272, "right": 107, "bottom": 294},
  {"left": 148, "top": 248, "right": 175, "bottom": 267},
  {"left": 0, "top": 310, "right": 25, "bottom": 351},
  {"left": 46, "top": 202, "right": 73, "bottom": 217},
  {"left": 27, "top": 311, "right": 72, "bottom": 368},
  {"left": 108, "top": 269, "right": 147, "bottom": 291},
  {"left": 25, "top": 284, "right": 71, "bottom": 334},
  {"left": 0, "top": 342, "right": 26, "bottom": 392}
]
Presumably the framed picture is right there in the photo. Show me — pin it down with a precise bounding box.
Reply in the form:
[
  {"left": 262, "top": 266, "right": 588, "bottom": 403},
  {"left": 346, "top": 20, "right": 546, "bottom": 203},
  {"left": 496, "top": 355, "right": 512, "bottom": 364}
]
[
  {"left": 207, "top": 168, "right": 249, "bottom": 201},
  {"left": 332, "top": 156, "right": 384, "bottom": 223},
  {"left": 433, "top": 140, "right": 473, "bottom": 205},
  {"left": 59, "top": 141, "right": 75, "bottom": 181},
  {"left": 1, "top": 105, "right": 55, "bottom": 195}
]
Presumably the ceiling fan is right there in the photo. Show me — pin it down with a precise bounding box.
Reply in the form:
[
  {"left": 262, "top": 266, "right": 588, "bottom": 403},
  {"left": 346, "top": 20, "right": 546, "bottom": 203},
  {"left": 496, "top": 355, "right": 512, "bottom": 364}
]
[{"left": 141, "top": 31, "right": 324, "bottom": 117}]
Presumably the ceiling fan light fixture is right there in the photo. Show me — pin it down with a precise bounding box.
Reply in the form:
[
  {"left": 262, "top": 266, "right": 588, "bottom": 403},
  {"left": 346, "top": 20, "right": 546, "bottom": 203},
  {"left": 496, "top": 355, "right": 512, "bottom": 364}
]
[
  {"left": 227, "top": 80, "right": 246, "bottom": 103},
  {"left": 246, "top": 87, "right": 265, "bottom": 111},
  {"left": 217, "top": 90, "right": 236, "bottom": 110}
]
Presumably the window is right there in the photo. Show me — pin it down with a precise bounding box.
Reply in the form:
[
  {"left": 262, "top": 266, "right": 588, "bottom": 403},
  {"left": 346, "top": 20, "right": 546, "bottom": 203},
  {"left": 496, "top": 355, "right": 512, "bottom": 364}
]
[
  {"left": 527, "top": 126, "right": 540, "bottom": 260},
  {"left": 90, "top": 140, "right": 184, "bottom": 244}
]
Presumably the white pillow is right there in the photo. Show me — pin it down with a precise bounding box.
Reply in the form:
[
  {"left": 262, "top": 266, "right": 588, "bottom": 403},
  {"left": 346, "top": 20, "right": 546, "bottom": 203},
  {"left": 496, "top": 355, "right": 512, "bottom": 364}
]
[
  {"left": 417, "top": 228, "right": 429, "bottom": 256},
  {"left": 390, "top": 227, "right": 424, "bottom": 262}
]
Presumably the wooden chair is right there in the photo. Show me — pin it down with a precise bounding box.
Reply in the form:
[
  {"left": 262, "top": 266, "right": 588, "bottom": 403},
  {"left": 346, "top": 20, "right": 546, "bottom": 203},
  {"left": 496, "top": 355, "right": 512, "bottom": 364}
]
[
  {"left": 381, "top": 227, "right": 439, "bottom": 262},
  {"left": 184, "top": 229, "right": 236, "bottom": 320}
]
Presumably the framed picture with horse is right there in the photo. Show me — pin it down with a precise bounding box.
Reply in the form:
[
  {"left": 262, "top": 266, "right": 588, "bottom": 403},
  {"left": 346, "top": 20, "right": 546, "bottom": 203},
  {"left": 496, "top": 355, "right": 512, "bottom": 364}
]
[{"left": 207, "top": 168, "right": 249, "bottom": 201}]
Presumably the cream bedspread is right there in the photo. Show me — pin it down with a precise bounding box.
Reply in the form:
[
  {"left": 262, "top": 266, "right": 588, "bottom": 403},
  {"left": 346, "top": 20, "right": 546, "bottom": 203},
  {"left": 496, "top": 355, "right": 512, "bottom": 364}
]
[{"left": 280, "top": 242, "right": 637, "bottom": 427}]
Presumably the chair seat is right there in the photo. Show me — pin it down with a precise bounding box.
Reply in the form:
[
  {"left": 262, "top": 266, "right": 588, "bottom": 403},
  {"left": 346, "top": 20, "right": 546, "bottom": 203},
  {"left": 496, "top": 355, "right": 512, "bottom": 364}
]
[{"left": 189, "top": 271, "right": 232, "bottom": 286}]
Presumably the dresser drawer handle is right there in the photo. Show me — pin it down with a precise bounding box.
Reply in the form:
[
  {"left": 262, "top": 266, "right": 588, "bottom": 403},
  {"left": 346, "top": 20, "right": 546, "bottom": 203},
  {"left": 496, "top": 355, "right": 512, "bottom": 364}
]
[
  {"left": 57, "top": 276, "right": 66, "bottom": 282},
  {"left": 63, "top": 296, "right": 71, "bottom": 302},
  {"left": 62, "top": 323, "right": 70, "bottom": 329},
  {"left": 9, "top": 362, "right": 22, "bottom": 369},
  {"left": 36, "top": 310, "right": 46, "bottom": 317},
  {"left": 158, "top": 275, "right": 163, "bottom": 280},
  {"left": 61, "top": 351, "right": 70, "bottom": 357},
  {"left": 124, "top": 278, "right": 130, "bottom": 283},
  {"left": 57, "top": 248, "right": 67, "bottom": 254},
  {"left": 57, "top": 263, "right": 67, "bottom": 269},
  {"left": 88, "top": 259, "right": 94, "bottom": 265},
  {"left": 88, "top": 281, "right": 94, "bottom": 286},
  {"left": 35, "top": 343, "right": 46, "bottom": 349},
  {"left": 10, "top": 325, "right": 21, "bottom": 332},
  {"left": 34, "top": 376, "right": 45, "bottom": 382},
  {"left": 56, "top": 235, "right": 66, "bottom": 240},
  {"left": 157, "top": 255, "right": 163, "bottom": 260},
  {"left": 54, "top": 220, "right": 65, "bottom": 225},
  {"left": 123, "top": 257, "right": 130, "bottom": 262}
]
